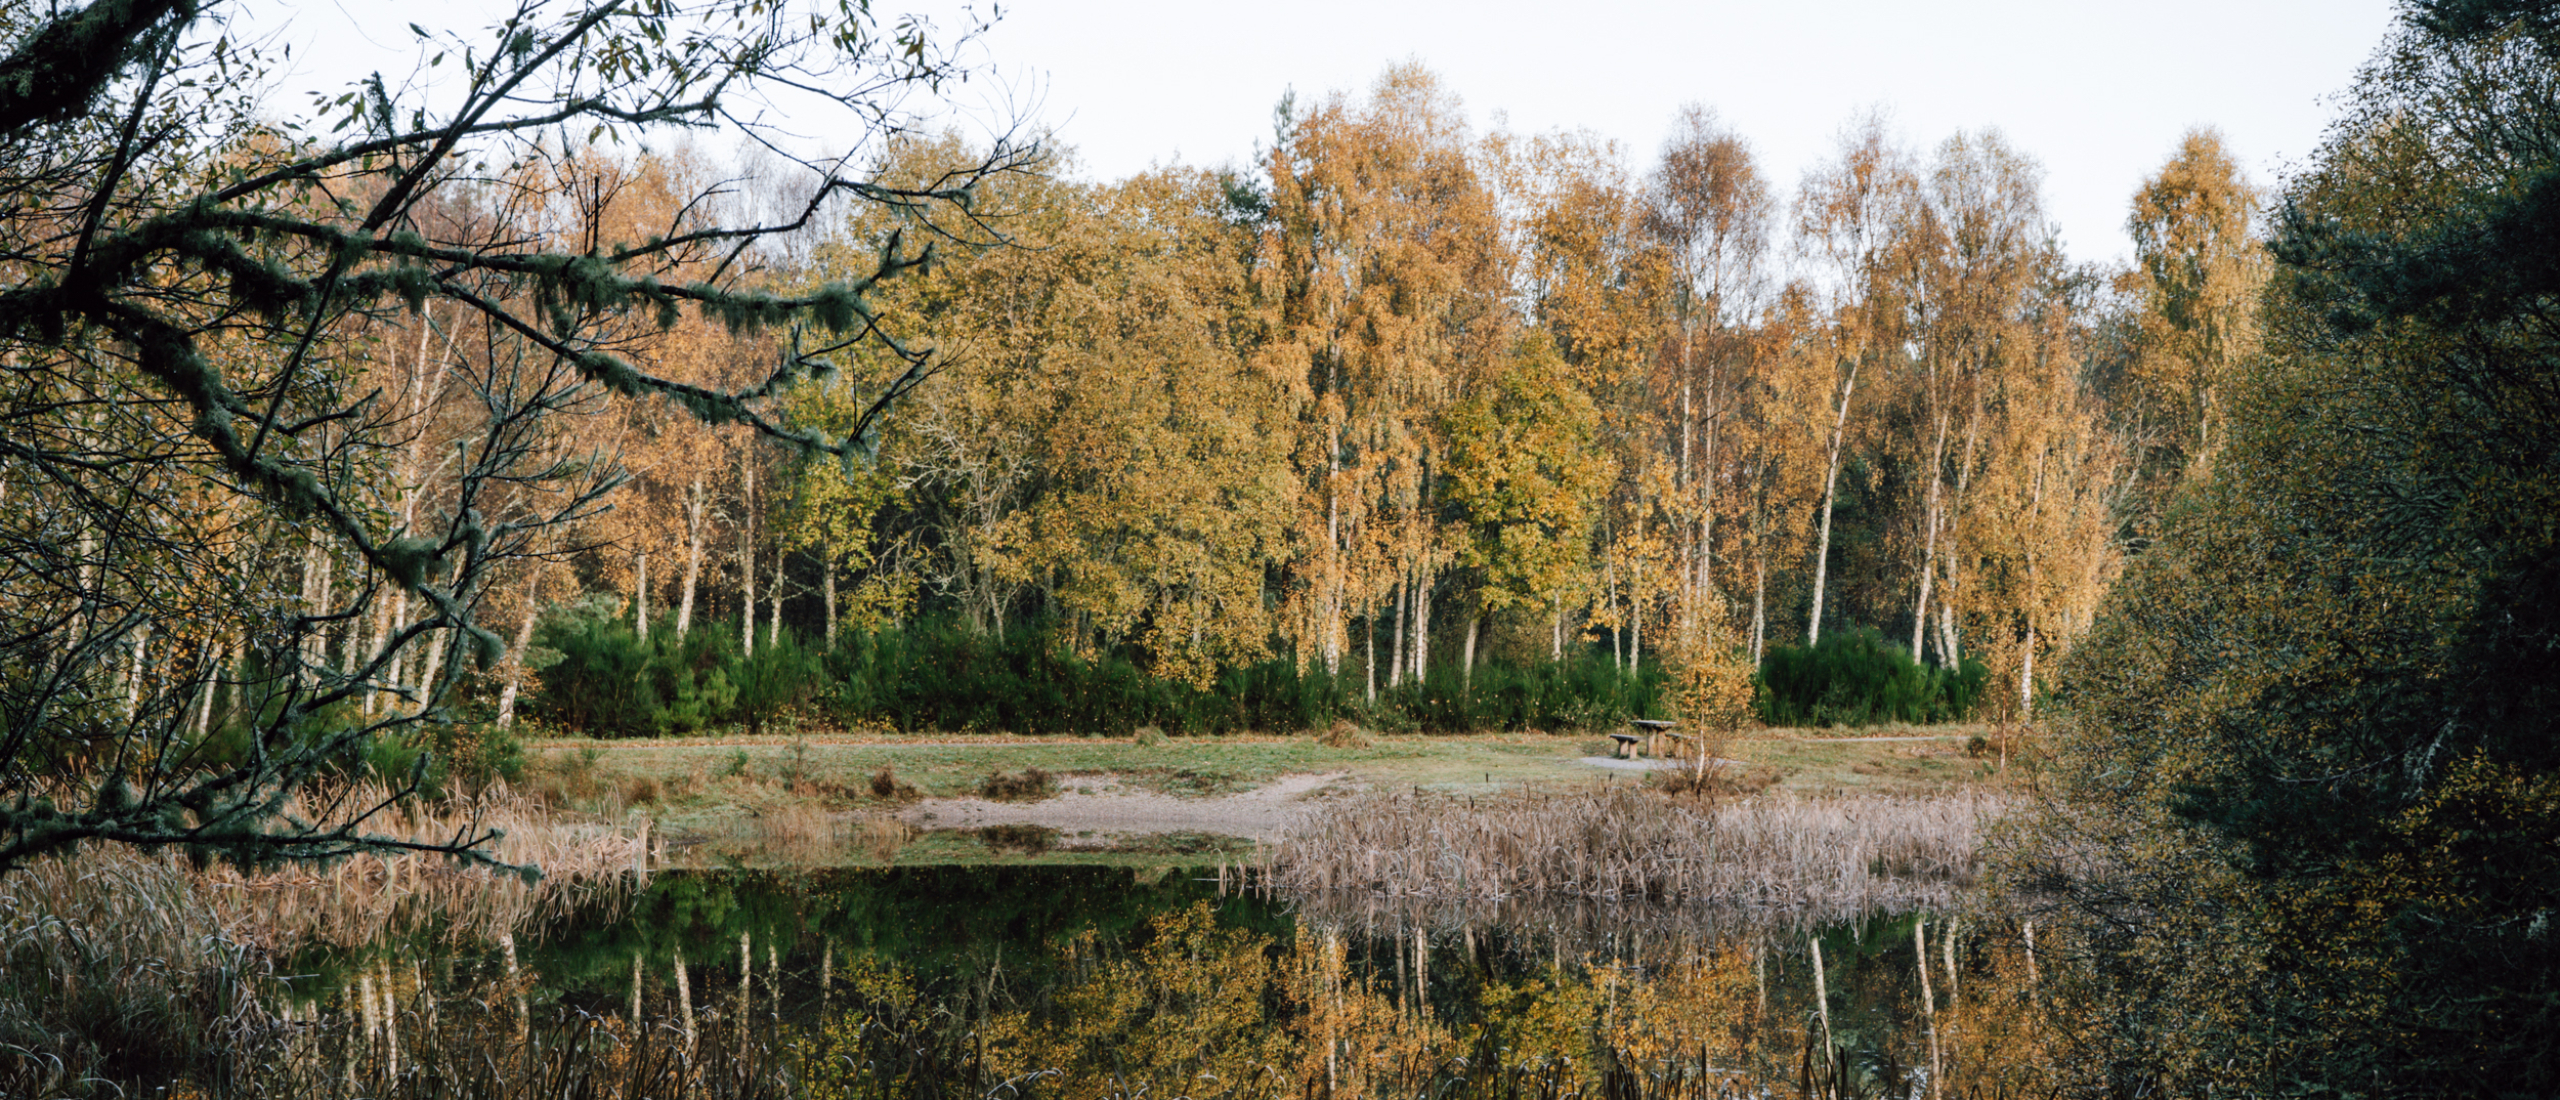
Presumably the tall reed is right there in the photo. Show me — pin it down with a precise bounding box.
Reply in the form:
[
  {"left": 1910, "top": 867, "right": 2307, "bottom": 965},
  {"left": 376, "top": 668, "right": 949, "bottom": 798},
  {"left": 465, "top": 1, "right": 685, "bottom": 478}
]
[
  {"left": 1270, "top": 786, "right": 1996, "bottom": 913},
  {"left": 0, "top": 781, "right": 646, "bottom": 1089}
]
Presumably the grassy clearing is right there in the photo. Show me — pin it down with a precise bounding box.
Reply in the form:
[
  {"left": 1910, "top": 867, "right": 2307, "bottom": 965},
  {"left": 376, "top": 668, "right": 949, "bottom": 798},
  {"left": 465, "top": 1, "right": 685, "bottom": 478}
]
[
  {"left": 1728, "top": 721, "right": 2036, "bottom": 797},
  {"left": 513, "top": 721, "right": 2035, "bottom": 851}
]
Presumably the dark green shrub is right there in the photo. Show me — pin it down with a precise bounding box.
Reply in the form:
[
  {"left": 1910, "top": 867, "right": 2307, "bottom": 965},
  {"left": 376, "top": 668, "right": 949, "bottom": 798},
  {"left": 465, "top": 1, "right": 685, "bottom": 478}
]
[
  {"left": 531, "top": 616, "right": 744, "bottom": 737},
  {"left": 1754, "top": 628, "right": 1986, "bottom": 727},
  {"left": 733, "top": 633, "right": 821, "bottom": 736},
  {"left": 541, "top": 610, "right": 1670, "bottom": 737}
]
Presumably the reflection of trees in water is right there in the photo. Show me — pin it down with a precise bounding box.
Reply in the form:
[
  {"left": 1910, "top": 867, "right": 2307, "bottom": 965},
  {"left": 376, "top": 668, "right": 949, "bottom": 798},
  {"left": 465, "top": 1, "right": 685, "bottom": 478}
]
[
  {"left": 909, "top": 900, "right": 2063, "bottom": 1099},
  {"left": 142, "top": 868, "right": 2069, "bottom": 1097},
  {"left": 1283, "top": 883, "right": 1871, "bottom": 960}
]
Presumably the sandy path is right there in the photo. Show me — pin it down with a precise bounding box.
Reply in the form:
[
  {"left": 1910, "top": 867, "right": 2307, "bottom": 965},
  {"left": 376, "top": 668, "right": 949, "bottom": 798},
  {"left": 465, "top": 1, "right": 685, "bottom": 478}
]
[{"left": 901, "top": 772, "right": 1350, "bottom": 842}]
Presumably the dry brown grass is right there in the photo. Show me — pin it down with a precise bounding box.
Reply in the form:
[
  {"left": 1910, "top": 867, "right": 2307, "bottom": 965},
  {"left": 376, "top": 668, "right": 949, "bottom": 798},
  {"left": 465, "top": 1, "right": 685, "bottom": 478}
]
[
  {"left": 975, "top": 767, "right": 1058, "bottom": 801},
  {"left": 1270, "top": 786, "right": 1997, "bottom": 912},
  {"left": 676, "top": 807, "right": 921, "bottom": 865},
  {"left": 868, "top": 765, "right": 919, "bottom": 802},
  {"left": 1317, "top": 719, "right": 1374, "bottom": 749},
  {"left": 854, "top": 815, "right": 916, "bottom": 861},
  {"left": 180, "top": 782, "right": 648, "bottom": 950},
  {"left": 0, "top": 783, "right": 647, "bottom": 1091}
]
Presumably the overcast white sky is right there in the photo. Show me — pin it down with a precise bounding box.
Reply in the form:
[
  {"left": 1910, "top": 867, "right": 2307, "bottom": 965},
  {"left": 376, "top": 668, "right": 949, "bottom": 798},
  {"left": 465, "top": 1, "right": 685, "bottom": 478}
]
[{"left": 250, "top": 0, "right": 2404, "bottom": 269}]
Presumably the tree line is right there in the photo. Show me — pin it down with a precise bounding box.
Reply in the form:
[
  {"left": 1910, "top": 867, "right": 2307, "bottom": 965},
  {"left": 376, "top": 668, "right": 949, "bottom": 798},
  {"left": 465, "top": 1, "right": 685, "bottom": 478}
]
[{"left": 444, "top": 69, "right": 2263, "bottom": 734}]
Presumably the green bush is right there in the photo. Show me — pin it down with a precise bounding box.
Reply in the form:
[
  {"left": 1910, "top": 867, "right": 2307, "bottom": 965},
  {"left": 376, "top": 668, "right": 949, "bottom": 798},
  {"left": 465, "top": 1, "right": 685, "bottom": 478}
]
[
  {"left": 530, "top": 616, "right": 741, "bottom": 738},
  {"left": 532, "top": 611, "right": 1668, "bottom": 736},
  {"left": 1754, "top": 628, "right": 1986, "bottom": 727}
]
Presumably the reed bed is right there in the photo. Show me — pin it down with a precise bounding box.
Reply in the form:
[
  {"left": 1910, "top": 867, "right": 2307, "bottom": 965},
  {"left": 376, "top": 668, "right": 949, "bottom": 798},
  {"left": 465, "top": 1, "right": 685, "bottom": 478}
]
[
  {"left": 0, "top": 782, "right": 647, "bottom": 1090},
  {"left": 671, "top": 807, "right": 912, "bottom": 866},
  {"left": 1269, "top": 786, "right": 1997, "bottom": 911},
  {"left": 223, "top": 782, "right": 646, "bottom": 948}
]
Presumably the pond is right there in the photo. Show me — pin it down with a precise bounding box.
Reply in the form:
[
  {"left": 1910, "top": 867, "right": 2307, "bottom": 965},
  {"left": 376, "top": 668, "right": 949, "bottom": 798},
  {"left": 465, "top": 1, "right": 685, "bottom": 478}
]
[{"left": 249, "top": 861, "right": 2050, "bottom": 1099}]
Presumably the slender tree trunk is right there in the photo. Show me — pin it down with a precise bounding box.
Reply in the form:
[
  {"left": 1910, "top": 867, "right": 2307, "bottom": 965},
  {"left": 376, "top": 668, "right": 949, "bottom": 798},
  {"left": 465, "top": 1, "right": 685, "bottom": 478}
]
[
  {"left": 635, "top": 552, "right": 649, "bottom": 642},
  {"left": 769, "top": 551, "right": 784, "bottom": 649},
  {"left": 383, "top": 591, "right": 409, "bottom": 699},
  {"left": 1700, "top": 411, "right": 1719, "bottom": 609},
  {"left": 1680, "top": 376, "right": 1695, "bottom": 633},
  {"left": 1323, "top": 457, "right": 1343, "bottom": 676},
  {"left": 1462, "top": 612, "right": 1480, "bottom": 693},
  {"left": 1364, "top": 609, "right": 1376, "bottom": 704},
  {"left": 1606, "top": 556, "right": 1623, "bottom": 670},
  {"left": 125, "top": 625, "right": 148, "bottom": 719},
  {"left": 1938, "top": 602, "right": 1960, "bottom": 668},
  {"left": 2020, "top": 621, "right": 2037, "bottom": 718},
  {"left": 740, "top": 535, "right": 756, "bottom": 658},
  {"left": 1389, "top": 579, "right": 1407, "bottom": 689},
  {"left": 1935, "top": 402, "right": 1984, "bottom": 669},
  {"left": 823, "top": 547, "right": 838, "bottom": 649},
  {"left": 1410, "top": 563, "right": 1430, "bottom": 683},
  {"left": 194, "top": 644, "right": 226, "bottom": 737},
  {"left": 494, "top": 567, "right": 549, "bottom": 729},
  {"left": 2018, "top": 451, "right": 2050, "bottom": 717},
  {"left": 1751, "top": 556, "right": 1767, "bottom": 666},
  {"left": 1809, "top": 362, "right": 1861, "bottom": 646},
  {"left": 1913, "top": 413, "right": 1950, "bottom": 660},
  {"left": 740, "top": 451, "right": 757, "bottom": 657},
  {"left": 1629, "top": 510, "right": 1646, "bottom": 671},
  {"left": 302, "top": 543, "right": 333, "bottom": 667},
  {"left": 677, "top": 479, "right": 706, "bottom": 638},
  {"left": 416, "top": 626, "right": 445, "bottom": 703}
]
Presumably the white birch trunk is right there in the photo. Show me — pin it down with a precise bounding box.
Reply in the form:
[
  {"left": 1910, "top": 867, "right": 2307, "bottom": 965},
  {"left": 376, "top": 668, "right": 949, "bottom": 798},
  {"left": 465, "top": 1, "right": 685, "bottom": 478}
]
[
  {"left": 1809, "top": 363, "right": 1861, "bottom": 647},
  {"left": 194, "top": 645, "right": 226, "bottom": 737},
  {"left": 124, "top": 625, "right": 148, "bottom": 719},
  {"left": 1751, "top": 556, "right": 1767, "bottom": 666},
  {"left": 1364, "top": 609, "right": 1376, "bottom": 704},
  {"left": 824, "top": 547, "right": 838, "bottom": 648},
  {"left": 1913, "top": 413, "right": 1950, "bottom": 659},
  {"left": 493, "top": 568, "right": 547, "bottom": 729},
  {"left": 1411, "top": 565, "right": 1430, "bottom": 683},
  {"left": 677, "top": 478, "right": 707, "bottom": 638},
  {"left": 769, "top": 550, "right": 784, "bottom": 649}
]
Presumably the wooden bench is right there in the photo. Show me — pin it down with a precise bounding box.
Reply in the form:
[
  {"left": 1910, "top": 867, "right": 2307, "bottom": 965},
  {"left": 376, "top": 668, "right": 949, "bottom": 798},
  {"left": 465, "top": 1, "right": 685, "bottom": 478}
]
[{"left": 1608, "top": 732, "right": 1644, "bottom": 760}]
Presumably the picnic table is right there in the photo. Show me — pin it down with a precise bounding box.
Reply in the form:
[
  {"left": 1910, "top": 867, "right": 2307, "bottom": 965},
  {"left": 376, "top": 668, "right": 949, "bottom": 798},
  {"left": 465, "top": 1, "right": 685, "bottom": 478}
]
[{"left": 1631, "top": 718, "right": 1679, "bottom": 757}]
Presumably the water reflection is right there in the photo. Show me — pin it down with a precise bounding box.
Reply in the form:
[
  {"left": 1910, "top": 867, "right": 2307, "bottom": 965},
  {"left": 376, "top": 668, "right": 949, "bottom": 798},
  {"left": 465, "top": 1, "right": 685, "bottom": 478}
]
[{"left": 244, "top": 867, "right": 2058, "bottom": 1098}]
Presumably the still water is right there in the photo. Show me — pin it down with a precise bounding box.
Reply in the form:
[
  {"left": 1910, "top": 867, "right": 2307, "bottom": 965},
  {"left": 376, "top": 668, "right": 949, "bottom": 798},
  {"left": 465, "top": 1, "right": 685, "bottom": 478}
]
[{"left": 274, "top": 865, "right": 2048, "bottom": 1098}]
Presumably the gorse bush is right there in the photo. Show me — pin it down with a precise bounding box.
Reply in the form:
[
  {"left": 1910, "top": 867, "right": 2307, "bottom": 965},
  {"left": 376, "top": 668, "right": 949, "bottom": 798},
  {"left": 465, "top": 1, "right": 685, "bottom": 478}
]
[
  {"left": 533, "top": 615, "right": 1667, "bottom": 736},
  {"left": 1754, "top": 628, "right": 1987, "bottom": 727}
]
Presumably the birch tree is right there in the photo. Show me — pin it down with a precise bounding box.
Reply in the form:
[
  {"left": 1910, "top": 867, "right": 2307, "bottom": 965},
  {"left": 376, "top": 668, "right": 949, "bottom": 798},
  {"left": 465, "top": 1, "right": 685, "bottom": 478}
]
[
  {"left": 1256, "top": 65, "right": 1510, "bottom": 689},
  {"left": 1793, "top": 116, "right": 1918, "bottom": 646}
]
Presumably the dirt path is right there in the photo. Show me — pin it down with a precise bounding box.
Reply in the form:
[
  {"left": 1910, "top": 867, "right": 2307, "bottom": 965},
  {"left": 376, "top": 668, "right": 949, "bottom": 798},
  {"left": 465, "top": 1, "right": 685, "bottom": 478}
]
[{"left": 901, "top": 772, "right": 1351, "bottom": 842}]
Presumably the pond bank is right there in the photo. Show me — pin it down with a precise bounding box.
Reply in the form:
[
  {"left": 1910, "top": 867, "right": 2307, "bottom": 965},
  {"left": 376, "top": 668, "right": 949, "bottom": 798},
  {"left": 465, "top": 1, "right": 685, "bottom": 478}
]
[{"left": 518, "top": 724, "right": 2029, "bottom": 855}]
